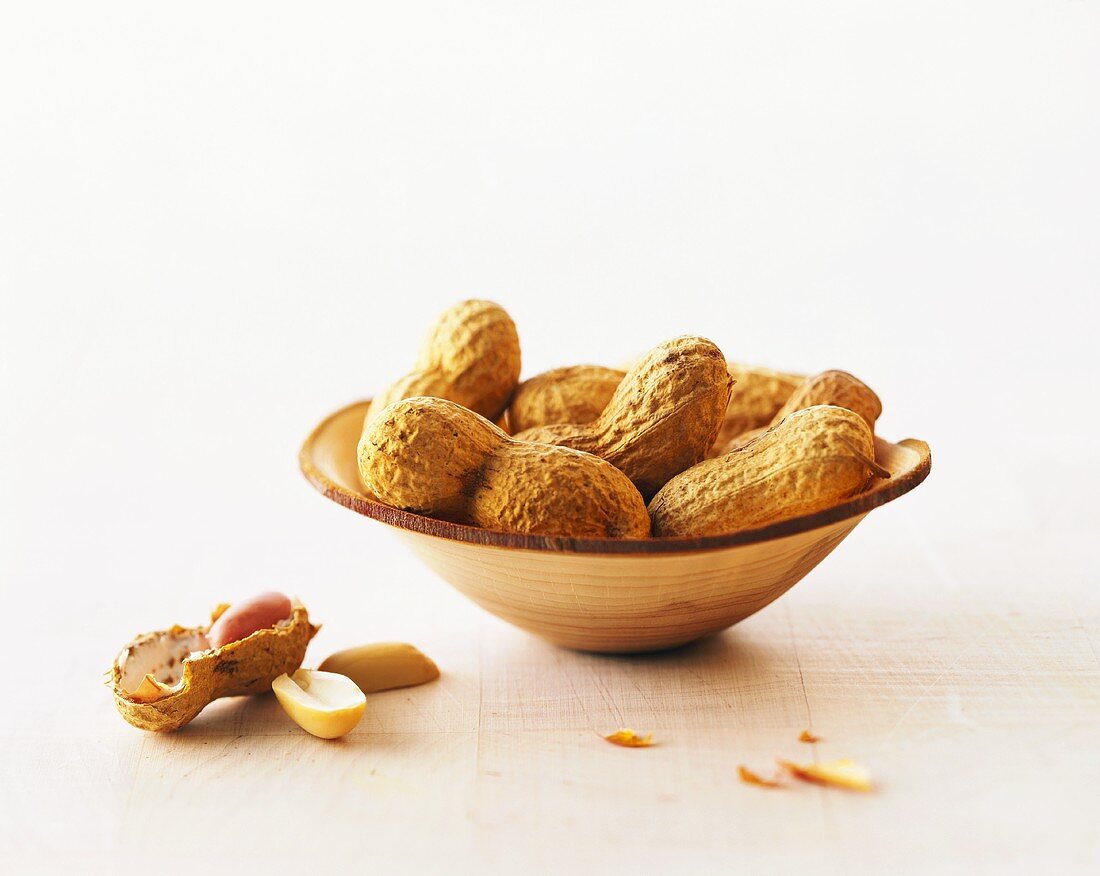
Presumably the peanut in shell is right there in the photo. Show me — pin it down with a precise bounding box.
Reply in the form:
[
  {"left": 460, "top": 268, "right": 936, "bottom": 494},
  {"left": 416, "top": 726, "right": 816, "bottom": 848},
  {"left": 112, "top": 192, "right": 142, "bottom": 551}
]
[
  {"left": 711, "top": 362, "right": 804, "bottom": 456},
  {"left": 507, "top": 364, "right": 625, "bottom": 434},
  {"left": 717, "top": 369, "right": 882, "bottom": 454},
  {"left": 649, "top": 405, "right": 880, "bottom": 537},
  {"left": 366, "top": 299, "right": 521, "bottom": 426},
  {"left": 515, "top": 336, "right": 732, "bottom": 499},
  {"left": 359, "top": 396, "right": 651, "bottom": 538},
  {"left": 771, "top": 369, "right": 881, "bottom": 432}
]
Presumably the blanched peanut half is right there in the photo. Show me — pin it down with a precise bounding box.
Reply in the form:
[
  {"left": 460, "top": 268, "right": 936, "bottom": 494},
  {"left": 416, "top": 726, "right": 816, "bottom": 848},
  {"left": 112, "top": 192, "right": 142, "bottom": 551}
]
[
  {"left": 319, "top": 642, "right": 439, "bottom": 694},
  {"left": 272, "top": 669, "right": 366, "bottom": 739}
]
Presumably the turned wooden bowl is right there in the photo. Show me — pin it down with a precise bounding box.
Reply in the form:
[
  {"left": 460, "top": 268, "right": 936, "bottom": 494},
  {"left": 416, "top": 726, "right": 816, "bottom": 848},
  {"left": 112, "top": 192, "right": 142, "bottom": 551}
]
[{"left": 300, "top": 400, "right": 931, "bottom": 653}]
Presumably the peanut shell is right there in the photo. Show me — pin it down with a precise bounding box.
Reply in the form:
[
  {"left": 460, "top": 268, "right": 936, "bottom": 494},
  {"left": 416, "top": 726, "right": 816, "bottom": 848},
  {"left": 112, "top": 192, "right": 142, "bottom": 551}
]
[
  {"left": 366, "top": 300, "right": 521, "bottom": 425},
  {"left": 110, "top": 604, "right": 318, "bottom": 732},
  {"left": 507, "top": 365, "right": 625, "bottom": 434},
  {"left": 359, "top": 396, "right": 650, "bottom": 538},
  {"left": 649, "top": 405, "right": 878, "bottom": 537},
  {"left": 516, "top": 336, "right": 731, "bottom": 499},
  {"left": 711, "top": 363, "right": 804, "bottom": 455},
  {"left": 718, "top": 369, "right": 882, "bottom": 454},
  {"left": 771, "top": 369, "right": 881, "bottom": 431}
]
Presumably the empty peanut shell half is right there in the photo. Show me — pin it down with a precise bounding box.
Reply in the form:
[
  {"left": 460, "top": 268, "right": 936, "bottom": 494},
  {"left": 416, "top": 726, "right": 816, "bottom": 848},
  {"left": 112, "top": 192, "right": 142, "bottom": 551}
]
[{"left": 110, "top": 600, "right": 318, "bottom": 732}]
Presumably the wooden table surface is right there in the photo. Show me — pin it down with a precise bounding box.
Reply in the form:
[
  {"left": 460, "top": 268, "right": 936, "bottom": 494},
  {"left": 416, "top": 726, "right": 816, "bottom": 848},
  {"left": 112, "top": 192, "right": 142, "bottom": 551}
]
[
  {"left": 3, "top": 432, "right": 1097, "bottom": 873},
  {"left": 3, "top": 5, "right": 1098, "bottom": 868}
]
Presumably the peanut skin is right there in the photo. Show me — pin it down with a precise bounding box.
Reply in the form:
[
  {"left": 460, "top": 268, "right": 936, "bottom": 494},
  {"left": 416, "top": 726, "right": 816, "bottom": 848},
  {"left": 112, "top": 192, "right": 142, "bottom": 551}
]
[
  {"left": 515, "top": 337, "right": 731, "bottom": 499},
  {"left": 507, "top": 365, "right": 625, "bottom": 434},
  {"left": 649, "top": 405, "right": 879, "bottom": 537},
  {"left": 208, "top": 591, "right": 293, "bottom": 649},
  {"left": 359, "top": 397, "right": 650, "bottom": 538},
  {"left": 366, "top": 300, "right": 521, "bottom": 425}
]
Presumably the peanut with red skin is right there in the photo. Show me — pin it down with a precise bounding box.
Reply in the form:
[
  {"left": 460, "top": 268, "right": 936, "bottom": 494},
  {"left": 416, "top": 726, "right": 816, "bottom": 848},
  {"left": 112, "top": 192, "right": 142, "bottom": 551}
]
[{"left": 209, "top": 591, "right": 293, "bottom": 649}]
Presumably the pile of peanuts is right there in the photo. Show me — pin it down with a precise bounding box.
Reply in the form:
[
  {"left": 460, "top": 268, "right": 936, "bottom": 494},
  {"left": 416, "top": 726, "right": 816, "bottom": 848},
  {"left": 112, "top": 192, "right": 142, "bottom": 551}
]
[{"left": 358, "top": 300, "right": 885, "bottom": 539}]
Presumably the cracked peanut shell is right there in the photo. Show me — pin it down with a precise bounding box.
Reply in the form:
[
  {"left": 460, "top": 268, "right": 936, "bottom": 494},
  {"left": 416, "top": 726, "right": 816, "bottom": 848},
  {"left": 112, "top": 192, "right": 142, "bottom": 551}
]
[{"left": 110, "top": 603, "right": 318, "bottom": 732}]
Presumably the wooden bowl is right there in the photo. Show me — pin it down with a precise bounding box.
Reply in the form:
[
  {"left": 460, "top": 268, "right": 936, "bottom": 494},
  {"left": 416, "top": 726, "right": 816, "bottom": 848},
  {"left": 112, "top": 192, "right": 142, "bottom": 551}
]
[{"left": 300, "top": 401, "right": 931, "bottom": 653}]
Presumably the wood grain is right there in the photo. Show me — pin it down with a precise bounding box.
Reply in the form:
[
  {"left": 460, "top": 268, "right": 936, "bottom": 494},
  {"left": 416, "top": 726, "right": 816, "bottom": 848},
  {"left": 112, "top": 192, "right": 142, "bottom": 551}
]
[
  {"left": 6, "top": 529, "right": 1096, "bottom": 873},
  {"left": 299, "top": 399, "right": 930, "bottom": 652},
  {"left": 9, "top": 399, "right": 1097, "bottom": 875}
]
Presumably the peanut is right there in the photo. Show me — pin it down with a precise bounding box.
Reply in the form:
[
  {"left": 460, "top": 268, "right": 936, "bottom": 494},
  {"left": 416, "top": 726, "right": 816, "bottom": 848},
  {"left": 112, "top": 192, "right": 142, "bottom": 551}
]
[
  {"left": 319, "top": 642, "right": 439, "bottom": 693},
  {"left": 514, "top": 336, "right": 731, "bottom": 499},
  {"left": 208, "top": 591, "right": 293, "bottom": 649},
  {"left": 111, "top": 602, "right": 317, "bottom": 732},
  {"left": 507, "top": 365, "right": 625, "bottom": 434},
  {"left": 272, "top": 669, "right": 366, "bottom": 739},
  {"left": 366, "top": 300, "right": 521, "bottom": 426},
  {"left": 717, "top": 369, "right": 882, "bottom": 454},
  {"left": 649, "top": 405, "right": 880, "bottom": 537},
  {"left": 711, "top": 363, "right": 804, "bottom": 456},
  {"left": 358, "top": 397, "right": 650, "bottom": 538},
  {"left": 771, "top": 369, "right": 881, "bottom": 431}
]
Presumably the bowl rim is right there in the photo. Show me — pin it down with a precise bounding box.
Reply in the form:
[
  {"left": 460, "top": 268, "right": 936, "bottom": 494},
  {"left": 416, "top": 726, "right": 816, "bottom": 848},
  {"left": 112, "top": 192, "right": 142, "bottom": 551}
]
[{"left": 300, "top": 399, "right": 932, "bottom": 555}]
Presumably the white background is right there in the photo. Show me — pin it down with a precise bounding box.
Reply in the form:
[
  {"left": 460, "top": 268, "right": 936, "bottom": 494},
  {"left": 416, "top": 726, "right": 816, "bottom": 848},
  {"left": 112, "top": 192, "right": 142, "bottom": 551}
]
[{"left": 1, "top": 2, "right": 1097, "bottom": 870}]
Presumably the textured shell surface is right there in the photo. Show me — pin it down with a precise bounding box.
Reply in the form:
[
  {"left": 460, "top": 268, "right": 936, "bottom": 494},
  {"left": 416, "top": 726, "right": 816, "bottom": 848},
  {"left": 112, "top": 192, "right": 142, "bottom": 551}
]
[
  {"left": 508, "top": 364, "right": 625, "bottom": 433},
  {"left": 650, "top": 405, "right": 877, "bottom": 537},
  {"left": 359, "top": 396, "right": 502, "bottom": 520},
  {"left": 516, "top": 337, "right": 731, "bottom": 499},
  {"left": 366, "top": 299, "right": 521, "bottom": 424},
  {"left": 470, "top": 442, "right": 650, "bottom": 538},
  {"left": 712, "top": 363, "right": 803, "bottom": 454},
  {"left": 771, "top": 370, "right": 882, "bottom": 431},
  {"left": 359, "top": 396, "right": 649, "bottom": 538}
]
